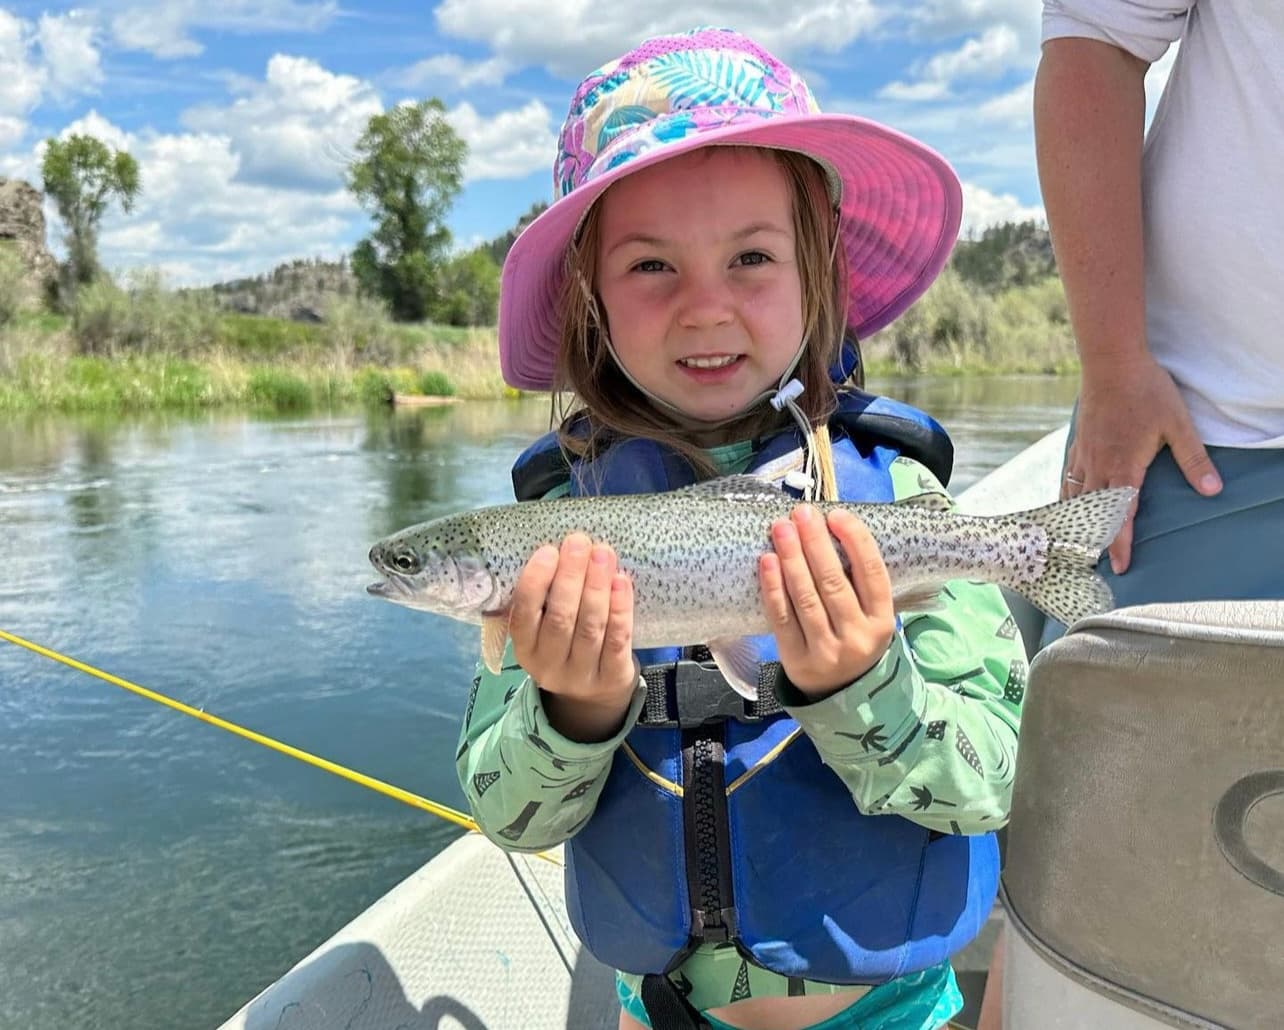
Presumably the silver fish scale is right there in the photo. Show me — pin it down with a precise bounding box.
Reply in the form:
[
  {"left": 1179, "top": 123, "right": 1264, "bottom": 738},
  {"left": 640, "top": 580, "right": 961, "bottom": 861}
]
[{"left": 394, "top": 490, "right": 1050, "bottom": 646}]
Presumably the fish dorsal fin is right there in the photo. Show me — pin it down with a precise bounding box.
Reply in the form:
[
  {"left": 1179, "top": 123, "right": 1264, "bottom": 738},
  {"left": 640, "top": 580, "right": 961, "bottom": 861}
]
[
  {"left": 674, "top": 475, "right": 781, "bottom": 503},
  {"left": 894, "top": 491, "right": 953, "bottom": 512}
]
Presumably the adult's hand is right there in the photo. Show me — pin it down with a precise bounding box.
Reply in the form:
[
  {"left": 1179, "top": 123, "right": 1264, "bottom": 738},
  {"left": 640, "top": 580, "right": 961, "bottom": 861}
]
[{"left": 1063, "top": 354, "right": 1221, "bottom": 573}]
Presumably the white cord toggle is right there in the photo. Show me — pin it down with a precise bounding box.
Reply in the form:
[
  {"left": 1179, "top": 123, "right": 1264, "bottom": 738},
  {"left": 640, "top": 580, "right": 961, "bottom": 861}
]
[
  {"left": 768, "top": 377, "right": 818, "bottom": 501},
  {"left": 769, "top": 378, "right": 805, "bottom": 411},
  {"left": 784, "top": 469, "right": 814, "bottom": 492}
]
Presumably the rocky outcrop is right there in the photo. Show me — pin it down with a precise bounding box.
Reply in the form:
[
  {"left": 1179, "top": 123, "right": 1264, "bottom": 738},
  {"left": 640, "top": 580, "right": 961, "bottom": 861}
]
[
  {"left": 207, "top": 258, "right": 359, "bottom": 321},
  {"left": 0, "top": 177, "right": 58, "bottom": 307}
]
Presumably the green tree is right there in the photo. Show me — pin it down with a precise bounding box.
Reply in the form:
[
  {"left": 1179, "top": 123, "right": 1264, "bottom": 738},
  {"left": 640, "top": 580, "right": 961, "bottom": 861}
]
[
  {"left": 483, "top": 201, "right": 548, "bottom": 266},
  {"left": 41, "top": 134, "right": 141, "bottom": 289},
  {"left": 433, "top": 246, "right": 500, "bottom": 326},
  {"left": 346, "top": 99, "right": 467, "bottom": 321}
]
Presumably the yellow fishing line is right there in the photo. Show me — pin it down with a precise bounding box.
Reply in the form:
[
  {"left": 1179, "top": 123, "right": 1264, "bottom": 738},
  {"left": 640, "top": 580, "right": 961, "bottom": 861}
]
[{"left": 1, "top": 628, "right": 561, "bottom": 866}]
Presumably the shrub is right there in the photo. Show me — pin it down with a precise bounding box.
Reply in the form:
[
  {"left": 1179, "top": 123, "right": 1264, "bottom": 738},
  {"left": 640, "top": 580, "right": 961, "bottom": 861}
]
[
  {"left": 246, "top": 368, "right": 312, "bottom": 410},
  {"left": 418, "top": 369, "right": 455, "bottom": 396},
  {"left": 322, "top": 294, "right": 395, "bottom": 362},
  {"left": 71, "top": 270, "right": 221, "bottom": 355}
]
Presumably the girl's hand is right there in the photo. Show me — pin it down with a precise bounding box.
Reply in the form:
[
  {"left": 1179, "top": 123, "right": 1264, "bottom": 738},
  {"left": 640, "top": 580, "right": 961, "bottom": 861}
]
[
  {"left": 508, "top": 533, "right": 638, "bottom": 742},
  {"left": 759, "top": 505, "right": 895, "bottom": 699}
]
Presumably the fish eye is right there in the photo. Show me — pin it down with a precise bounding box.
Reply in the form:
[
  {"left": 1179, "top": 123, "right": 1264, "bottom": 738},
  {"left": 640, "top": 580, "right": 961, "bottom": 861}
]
[{"left": 392, "top": 551, "right": 420, "bottom": 574}]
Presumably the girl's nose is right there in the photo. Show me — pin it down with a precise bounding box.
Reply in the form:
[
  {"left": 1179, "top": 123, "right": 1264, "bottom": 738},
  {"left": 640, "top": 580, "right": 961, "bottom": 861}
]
[{"left": 676, "top": 271, "right": 735, "bottom": 329}]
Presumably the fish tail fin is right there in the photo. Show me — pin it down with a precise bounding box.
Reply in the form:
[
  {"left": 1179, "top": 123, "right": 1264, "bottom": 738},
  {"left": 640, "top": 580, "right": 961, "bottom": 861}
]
[{"left": 1007, "top": 486, "right": 1137, "bottom": 627}]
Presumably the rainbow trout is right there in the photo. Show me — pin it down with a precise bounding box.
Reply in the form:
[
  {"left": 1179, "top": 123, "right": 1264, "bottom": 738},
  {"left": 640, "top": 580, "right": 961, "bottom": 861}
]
[{"left": 367, "top": 476, "right": 1134, "bottom": 699}]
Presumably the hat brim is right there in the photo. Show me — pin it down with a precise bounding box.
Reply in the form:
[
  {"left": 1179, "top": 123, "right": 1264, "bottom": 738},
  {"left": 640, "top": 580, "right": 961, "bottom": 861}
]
[{"left": 499, "top": 113, "right": 961, "bottom": 391}]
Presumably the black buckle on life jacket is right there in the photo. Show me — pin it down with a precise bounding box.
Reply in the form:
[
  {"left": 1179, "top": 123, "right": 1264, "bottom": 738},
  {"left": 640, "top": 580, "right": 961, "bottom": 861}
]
[{"left": 639, "top": 660, "right": 784, "bottom": 727}]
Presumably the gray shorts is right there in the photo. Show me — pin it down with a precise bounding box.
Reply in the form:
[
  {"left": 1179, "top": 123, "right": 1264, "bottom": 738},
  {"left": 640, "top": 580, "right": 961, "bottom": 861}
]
[
  {"left": 1041, "top": 442, "right": 1284, "bottom": 647},
  {"left": 1100, "top": 443, "right": 1284, "bottom": 607}
]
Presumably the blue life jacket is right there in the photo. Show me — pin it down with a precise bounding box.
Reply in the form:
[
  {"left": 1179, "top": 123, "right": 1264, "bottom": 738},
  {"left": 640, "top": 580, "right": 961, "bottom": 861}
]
[{"left": 509, "top": 387, "right": 999, "bottom": 984}]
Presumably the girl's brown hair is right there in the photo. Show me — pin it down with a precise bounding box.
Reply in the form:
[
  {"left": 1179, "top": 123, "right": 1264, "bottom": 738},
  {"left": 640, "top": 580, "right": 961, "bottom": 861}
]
[{"left": 553, "top": 147, "right": 858, "bottom": 498}]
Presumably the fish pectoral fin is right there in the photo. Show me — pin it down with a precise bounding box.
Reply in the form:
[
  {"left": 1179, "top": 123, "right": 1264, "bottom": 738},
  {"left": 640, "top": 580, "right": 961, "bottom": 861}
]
[
  {"left": 480, "top": 612, "right": 511, "bottom": 674},
  {"left": 891, "top": 583, "right": 947, "bottom": 614},
  {"left": 706, "top": 636, "right": 761, "bottom": 701}
]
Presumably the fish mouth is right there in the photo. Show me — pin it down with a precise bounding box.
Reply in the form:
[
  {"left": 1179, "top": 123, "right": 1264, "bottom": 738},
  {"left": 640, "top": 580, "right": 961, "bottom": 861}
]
[{"left": 367, "top": 574, "right": 412, "bottom": 600}]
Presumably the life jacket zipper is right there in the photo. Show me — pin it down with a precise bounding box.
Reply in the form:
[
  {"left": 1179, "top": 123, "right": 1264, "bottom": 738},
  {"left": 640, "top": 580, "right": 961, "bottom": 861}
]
[{"left": 681, "top": 723, "right": 737, "bottom": 944}]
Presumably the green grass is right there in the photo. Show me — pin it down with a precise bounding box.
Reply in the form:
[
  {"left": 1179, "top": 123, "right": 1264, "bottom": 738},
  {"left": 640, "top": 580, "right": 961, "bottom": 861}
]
[
  {"left": 217, "top": 313, "right": 325, "bottom": 357},
  {"left": 0, "top": 268, "right": 1082, "bottom": 414}
]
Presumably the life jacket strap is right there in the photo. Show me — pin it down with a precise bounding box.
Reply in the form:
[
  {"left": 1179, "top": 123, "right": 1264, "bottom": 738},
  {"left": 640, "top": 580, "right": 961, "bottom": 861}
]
[
  {"left": 640, "top": 973, "right": 712, "bottom": 1029},
  {"left": 638, "top": 658, "right": 785, "bottom": 727}
]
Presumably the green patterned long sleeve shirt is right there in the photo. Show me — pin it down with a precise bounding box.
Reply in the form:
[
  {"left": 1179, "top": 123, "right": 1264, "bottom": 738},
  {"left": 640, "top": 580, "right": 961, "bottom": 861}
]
[{"left": 457, "top": 450, "right": 1026, "bottom": 847}]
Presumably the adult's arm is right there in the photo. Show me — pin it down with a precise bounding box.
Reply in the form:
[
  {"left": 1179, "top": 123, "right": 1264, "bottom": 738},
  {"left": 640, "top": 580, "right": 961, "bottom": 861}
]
[{"left": 1035, "top": 33, "right": 1221, "bottom": 573}]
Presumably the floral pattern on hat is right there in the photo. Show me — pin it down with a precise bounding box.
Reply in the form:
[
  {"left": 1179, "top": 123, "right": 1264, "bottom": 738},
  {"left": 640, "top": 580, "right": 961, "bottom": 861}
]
[{"left": 554, "top": 27, "right": 820, "bottom": 199}]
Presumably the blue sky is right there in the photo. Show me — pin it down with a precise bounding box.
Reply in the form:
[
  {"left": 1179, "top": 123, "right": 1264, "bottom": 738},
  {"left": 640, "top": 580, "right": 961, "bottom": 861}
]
[{"left": 0, "top": 2, "right": 1176, "bottom": 286}]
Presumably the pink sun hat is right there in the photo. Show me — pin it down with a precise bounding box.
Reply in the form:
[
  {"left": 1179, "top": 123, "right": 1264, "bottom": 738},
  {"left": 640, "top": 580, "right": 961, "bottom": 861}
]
[{"left": 499, "top": 26, "right": 962, "bottom": 392}]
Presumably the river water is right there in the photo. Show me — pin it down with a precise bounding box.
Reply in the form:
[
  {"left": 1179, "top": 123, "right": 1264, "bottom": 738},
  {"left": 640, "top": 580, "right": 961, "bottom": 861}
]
[{"left": 0, "top": 375, "right": 1077, "bottom": 1030}]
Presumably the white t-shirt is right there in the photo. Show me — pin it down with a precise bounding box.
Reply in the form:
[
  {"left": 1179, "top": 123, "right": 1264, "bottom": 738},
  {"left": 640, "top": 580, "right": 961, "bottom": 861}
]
[{"left": 1043, "top": 1, "right": 1284, "bottom": 447}]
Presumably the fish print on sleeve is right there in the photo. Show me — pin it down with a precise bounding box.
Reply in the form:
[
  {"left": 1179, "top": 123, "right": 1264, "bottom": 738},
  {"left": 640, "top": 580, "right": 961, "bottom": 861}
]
[
  {"left": 456, "top": 643, "right": 646, "bottom": 853},
  {"left": 778, "top": 458, "right": 1026, "bottom": 834}
]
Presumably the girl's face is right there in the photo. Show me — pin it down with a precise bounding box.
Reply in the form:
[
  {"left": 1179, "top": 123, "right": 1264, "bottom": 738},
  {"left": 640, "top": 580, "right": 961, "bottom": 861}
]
[{"left": 594, "top": 147, "right": 805, "bottom": 424}]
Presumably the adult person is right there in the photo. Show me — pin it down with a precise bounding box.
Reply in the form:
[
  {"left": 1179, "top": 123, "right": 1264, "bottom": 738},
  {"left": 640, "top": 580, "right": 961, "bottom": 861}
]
[{"left": 979, "top": 3, "right": 1283, "bottom": 1024}]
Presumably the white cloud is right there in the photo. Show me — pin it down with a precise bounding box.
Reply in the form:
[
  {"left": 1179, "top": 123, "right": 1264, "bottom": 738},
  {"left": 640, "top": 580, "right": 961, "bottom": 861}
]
[
  {"left": 0, "top": 10, "right": 46, "bottom": 120},
  {"left": 109, "top": 1, "right": 339, "bottom": 59},
  {"left": 182, "top": 55, "right": 382, "bottom": 191},
  {"left": 393, "top": 54, "right": 511, "bottom": 92},
  {"left": 434, "top": 0, "right": 883, "bottom": 78},
  {"left": 881, "top": 25, "right": 1026, "bottom": 101},
  {"left": 0, "top": 114, "right": 26, "bottom": 151},
  {"left": 38, "top": 10, "right": 103, "bottom": 98},
  {"left": 925, "top": 25, "right": 1022, "bottom": 81},
  {"left": 959, "top": 181, "right": 1043, "bottom": 235},
  {"left": 878, "top": 79, "right": 949, "bottom": 102},
  {"left": 900, "top": 0, "right": 1039, "bottom": 48},
  {"left": 447, "top": 99, "right": 557, "bottom": 182},
  {"left": 33, "top": 109, "right": 362, "bottom": 286},
  {"left": 976, "top": 78, "right": 1033, "bottom": 128}
]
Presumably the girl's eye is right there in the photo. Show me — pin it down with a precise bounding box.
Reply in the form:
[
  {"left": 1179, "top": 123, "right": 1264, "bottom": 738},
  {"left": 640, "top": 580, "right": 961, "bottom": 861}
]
[
  {"left": 633, "top": 259, "right": 667, "bottom": 273},
  {"left": 736, "top": 251, "right": 770, "bottom": 267}
]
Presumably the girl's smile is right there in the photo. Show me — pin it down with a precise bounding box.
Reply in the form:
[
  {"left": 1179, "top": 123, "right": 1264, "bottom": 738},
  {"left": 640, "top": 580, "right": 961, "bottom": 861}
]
[{"left": 593, "top": 147, "right": 805, "bottom": 424}]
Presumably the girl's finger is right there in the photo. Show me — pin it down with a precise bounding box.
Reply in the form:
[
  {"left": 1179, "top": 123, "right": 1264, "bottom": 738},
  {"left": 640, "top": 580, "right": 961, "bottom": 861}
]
[
  {"left": 792, "top": 504, "right": 858, "bottom": 621},
  {"left": 599, "top": 572, "right": 637, "bottom": 684},
  {"left": 535, "top": 533, "right": 593, "bottom": 662},
  {"left": 759, "top": 551, "right": 805, "bottom": 654},
  {"left": 771, "top": 515, "right": 829, "bottom": 642},
  {"left": 565, "top": 544, "right": 616, "bottom": 678},
  {"left": 508, "top": 544, "right": 559, "bottom": 653},
  {"left": 828, "top": 510, "right": 892, "bottom": 617}
]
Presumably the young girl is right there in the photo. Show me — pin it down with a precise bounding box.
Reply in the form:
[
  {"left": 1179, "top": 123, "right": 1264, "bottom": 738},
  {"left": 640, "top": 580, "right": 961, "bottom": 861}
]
[{"left": 457, "top": 27, "right": 1025, "bottom": 1030}]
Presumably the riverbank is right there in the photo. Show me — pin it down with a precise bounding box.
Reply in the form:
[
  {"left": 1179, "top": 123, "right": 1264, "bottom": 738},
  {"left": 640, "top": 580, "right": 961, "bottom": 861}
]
[
  {"left": 0, "top": 310, "right": 511, "bottom": 413},
  {"left": 0, "top": 286, "right": 1079, "bottom": 414}
]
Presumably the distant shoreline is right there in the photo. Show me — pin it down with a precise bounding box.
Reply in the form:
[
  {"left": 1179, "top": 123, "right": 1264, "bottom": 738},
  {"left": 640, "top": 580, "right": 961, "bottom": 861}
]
[{"left": 0, "top": 304, "right": 1078, "bottom": 415}]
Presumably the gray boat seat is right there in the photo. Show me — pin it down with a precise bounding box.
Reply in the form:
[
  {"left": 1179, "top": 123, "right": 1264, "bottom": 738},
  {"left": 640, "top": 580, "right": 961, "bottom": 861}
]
[{"left": 1002, "top": 602, "right": 1284, "bottom": 1029}]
